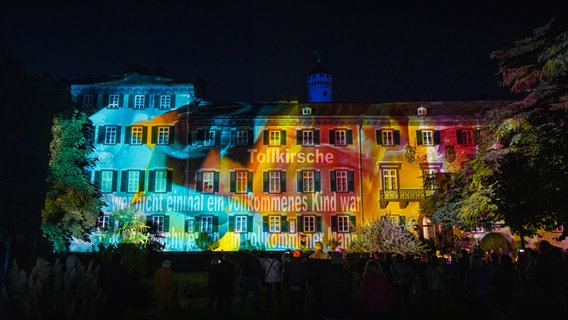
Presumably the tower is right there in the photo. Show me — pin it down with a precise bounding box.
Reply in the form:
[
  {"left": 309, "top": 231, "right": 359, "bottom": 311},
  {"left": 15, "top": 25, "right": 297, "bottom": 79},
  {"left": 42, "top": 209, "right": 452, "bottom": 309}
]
[{"left": 307, "top": 52, "right": 332, "bottom": 103}]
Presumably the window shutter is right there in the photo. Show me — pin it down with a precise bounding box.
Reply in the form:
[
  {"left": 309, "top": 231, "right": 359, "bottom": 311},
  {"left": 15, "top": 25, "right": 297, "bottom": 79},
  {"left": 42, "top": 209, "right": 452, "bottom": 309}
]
[
  {"left": 331, "top": 216, "right": 337, "bottom": 232},
  {"left": 146, "top": 215, "right": 153, "bottom": 231},
  {"left": 280, "top": 171, "right": 286, "bottom": 192},
  {"left": 349, "top": 215, "right": 356, "bottom": 231},
  {"left": 214, "top": 172, "right": 220, "bottom": 192},
  {"left": 169, "top": 126, "right": 175, "bottom": 144},
  {"left": 248, "top": 129, "right": 254, "bottom": 146},
  {"left": 228, "top": 215, "right": 234, "bottom": 231},
  {"left": 247, "top": 216, "right": 253, "bottom": 232},
  {"left": 316, "top": 216, "right": 322, "bottom": 232},
  {"left": 166, "top": 170, "right": 173, "bottom": 192},
  {"left": 125, "top": 126, "right": 132, "bottom": 144},
  {"left": 230, "top": 171, "right": 236, "bottom": 192},
  {"left": 329, "top": 130, "right": 335, "bottom": 144},
  {"left": 151, "top": 127, "right": 157, "bottom": 144},
  {"left": 416, "top": 130, "right": 423, "bottom": 145},
  {"left": 434, "top": 130, "right": 441, "bottom": 145},
  {"left": 263, "top": 216, "right": 268, "bottom": 232},
  {"left": 456, "top": 129, "right": 463, "bottom": 145},
  {"left": 112, "top": 170, "right": 118, "bottom": 192},
  {"left": 194, "top": 216, "right": 201, "bottom": 232},
  {"left": 394, "top": 130, "right": 401, "bottom": 145},
  {"left": 474, "top": 130, "right": 481, "bottom": 144},
  {"left": 139, "top": 170, "right": 145, "bottom": 191},
  {"left": 142, "top": 126, "right": 148, "bottom": 143},
  {"left": 296, "top": 171, "right": 303, "bottom": 192},
  {"left": 330, "top": 171, "right": 336, "bottom": 192},
  {"left": 215, "top": 130, "right": 221, "bottom": 146},
  {"left": 196, "top": 171, "right": 202, "bottom": 192},
  {"left": 280, "top": 130, "right": 286, "bottom": 145},
  {"left": 185, "top": 219, "right": 190, "bottom": 232},
  {"left": 263, "top": 130, "right": 269, "bottom": 145},
  {"left": 347, "top": 130, "right": 353, "bottom": 144},
  {"left": 281, "top": 216, "right": 288, "bottom": 232},
  {"left": 314, "top": 129, "right": 320, "bottom": 145},
  {"left": 144, "top": 94, "right": 150, "bottom": 109},
  {"left": 297, "top": 215, "right": 303, "bottom": 232},
  {"left": 170, "top": 95, "right": 176, "bottom": 108},
  {"left": 94, "top": 171, "right": 101, "bottom": 189},
  {"left": 263, "top": 172, "right": 269, "bottom": 192},
  {"left": 120, "top": 170, "right": 128, "bottom": 192},
  {"left": 164, "top": 216, "right": 170, "bottom": 232},
  {"left": 197, "top": 128, "right": 204, "bottom": 142},
  {"left": 213, "top": 216, "right": 219, "bottom": 232},
  {"left": 376, "top": 130, "right": 382, "bottom": 145},
  {"left": 348, "top": 171, "right": 355, "bottom": 192},
  {"left": 247, "top": 171, "right": 253, "bottom": 192},
  {"left": 148, "top": 171, "right": 155, "bottom": 192},
  {"left": 315, "top": 171, "right": 321, "bottom": 192},
  {"left": 97, "top": 126, "right": 105, "bottom": 144},
  {"left": 296, "top": 130, "right": 302, "bottom": 145}
]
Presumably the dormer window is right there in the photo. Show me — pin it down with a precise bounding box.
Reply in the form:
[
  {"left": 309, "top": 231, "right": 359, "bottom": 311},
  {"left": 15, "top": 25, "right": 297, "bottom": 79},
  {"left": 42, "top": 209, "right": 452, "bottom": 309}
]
[
  {"left": 417, "top": 106, "right": 427, "bottom": 116},
  {"left": 302, "top": 106, "right": 312, "bottom": 115}
]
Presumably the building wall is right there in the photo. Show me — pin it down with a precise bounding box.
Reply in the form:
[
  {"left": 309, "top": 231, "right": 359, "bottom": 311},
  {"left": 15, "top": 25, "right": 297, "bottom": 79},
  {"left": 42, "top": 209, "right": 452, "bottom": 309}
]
[{"left": 69, "top": 75, "right": 514, "bottom": 252}]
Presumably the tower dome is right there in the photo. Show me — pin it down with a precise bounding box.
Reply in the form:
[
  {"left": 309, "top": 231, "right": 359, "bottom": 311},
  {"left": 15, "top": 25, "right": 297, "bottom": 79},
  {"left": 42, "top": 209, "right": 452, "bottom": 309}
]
[{"left": 307, "top": 53, "right": 332, "bottom": 102}]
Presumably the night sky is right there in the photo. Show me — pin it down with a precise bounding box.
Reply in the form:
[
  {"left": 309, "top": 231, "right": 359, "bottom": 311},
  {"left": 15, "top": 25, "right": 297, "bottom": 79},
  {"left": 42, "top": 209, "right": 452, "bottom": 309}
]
[{"left": 0, "top": 1, "right": 563, "bottom": 103}]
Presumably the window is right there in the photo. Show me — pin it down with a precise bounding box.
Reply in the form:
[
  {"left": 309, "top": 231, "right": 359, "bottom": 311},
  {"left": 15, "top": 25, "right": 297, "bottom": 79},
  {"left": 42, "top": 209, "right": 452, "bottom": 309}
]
[
  {"left": 263, "top": 171, "right": 286, "bottom": 193},
  {"left": 296, "top": 129, "right": 320, "bottom": 146},
  {"left": 331, "top": 170, "right": 354, "bottom": 192},
  {"left": 100, "top": 170, "right": 115, "bottom": 193},
  {"left": 268, "top": 216, "right": 281, "bottom": 233},
  {"left": 329, "top": 129, "right": 352, "bottom": 146},
  {"left": 130, "top": 126, "right": 144, "bottom": 145},
  {"left": 157, "top": 127, "right": 170, "bottom": 145},
  {"left": 416, "top": 130, "right": 440, "bottom": 146},
  {"left": 235, "top": 216, "right": 247, "bottom": 233},
  {"left": 457, "top": 129, "right": 475, "bottom": 145},
  {"left": 203, "top": 171, "right": 215, "bottom": 193},
  {"left": 108, "top": 94, "right": 119, "bottom": 109},
  {"left": 125, "top": 170, "right": 142, "bottom": 193},
  {"left": 134, "top": 95, "right": 145, "bottom": 109},
  {"left": 152, "top": 216, "right": 165, "bottom": 232},
  {"left": 302, "top": 130, "right": 314, "bottom": 146},
  {"left": 376, "top": 129, "right": 400, "bottom": 146},
  {"left": 235, "top": 171, "right": 248, "bottom": 193},
  {"left": 104, "top": 126, "right": 118, "bottom": 144},
  {"left": 201, "top": 216, "right": 213, "bottom": 233},
  {"left": 159, "top": 95, "right": 171, "bottom": 109},
  {"left": 422, "top": 130, "right": 434, "bottom": 146},
  {"left": 269, "top": 130, "right": 281, "bottom": 146},
  {"left": 185, "top": 219, "right": 194, "bottom": 233},
  {"left": 153, "top": 170, "right": 168, "bottom": 193},
  {"left": 269, "top": 171, "right": 281, "bottom": 193},
  {"left": 303, "top": 216, "right": 316, "bottom": 232},
  {"left": 82, "top": 94, "right": 94, "bottom": 108},
  {"left": 382, "top": 169, "right": 398, "bottom": 190},
  {"left": 297, "top": 170, "right": 320, "bottom": 192},
  {"left": 334, "top": 129, "right": 347, "bottom": 145},
  {"left": 197, "top": 171, "right": 219, "bottom": 193},
  {"left": 97, "top": 215, "right": 110, "bottom": 229},
  {"left": 337, "top": 215, "right": 350, "bottom": 232},
  {"left": 289, "top": 219, "right": 296, "bottom": 233},
  {"left": 235, "top": 129, "right": 249, "bottom": 146},
  {"left": 204, "top": 130, "right": 216, "bottom": 147},
  {"left": 263, "top": 130, "right": 286, "bottom": 146},
  {"left": 424, "top": 168, "right": 437, "bottom": 190},
  {"left": 302, "top": 171, "right": 314, "bottom": 192}
]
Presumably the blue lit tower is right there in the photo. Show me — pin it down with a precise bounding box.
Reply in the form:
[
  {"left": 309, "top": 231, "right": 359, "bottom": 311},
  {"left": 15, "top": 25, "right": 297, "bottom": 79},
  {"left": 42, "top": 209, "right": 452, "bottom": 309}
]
[{"left": 307, "top": 52, "right": 332, "bottom": 102}]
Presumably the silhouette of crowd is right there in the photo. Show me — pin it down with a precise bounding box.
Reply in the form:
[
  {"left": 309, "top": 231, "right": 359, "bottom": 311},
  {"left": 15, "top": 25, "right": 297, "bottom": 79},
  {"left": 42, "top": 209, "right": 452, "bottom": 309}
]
[{"left": 200, "top": 240, "right": 568, "bottom": 319}]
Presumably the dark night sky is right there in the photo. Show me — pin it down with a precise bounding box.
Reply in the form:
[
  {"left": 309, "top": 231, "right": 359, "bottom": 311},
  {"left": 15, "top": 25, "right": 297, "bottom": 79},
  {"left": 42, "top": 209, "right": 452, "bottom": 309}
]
[{"left": 0, "top": 1, "right": 563, "bottom": 103}]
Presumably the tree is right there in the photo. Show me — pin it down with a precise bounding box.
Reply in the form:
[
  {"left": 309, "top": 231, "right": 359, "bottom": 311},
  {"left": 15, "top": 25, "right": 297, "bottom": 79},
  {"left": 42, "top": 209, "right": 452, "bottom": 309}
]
[
  {"left": 0, "top": 47, "right": 69, "bottom": 274},
  {"left": 423, "top": 17, "right": 568, "bottom": 245},
  {"left": 350, "top": 216, "right": 427, "bottom": 256},
  {"left": 41, "top": 110, "right": 104, "bottom": 252}
]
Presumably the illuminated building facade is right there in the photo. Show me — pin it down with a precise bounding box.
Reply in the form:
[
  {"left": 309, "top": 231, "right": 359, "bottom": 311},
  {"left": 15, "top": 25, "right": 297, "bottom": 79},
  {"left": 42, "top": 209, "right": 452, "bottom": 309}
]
[{"left": 69, "top": 72, "right": 508, "bottom": 252}]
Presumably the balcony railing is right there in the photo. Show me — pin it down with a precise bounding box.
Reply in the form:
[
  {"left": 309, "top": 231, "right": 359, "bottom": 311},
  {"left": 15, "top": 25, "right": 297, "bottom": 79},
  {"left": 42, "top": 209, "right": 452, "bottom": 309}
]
[{"left": 380, "top": 188, "right": 435, "bottom": 201}]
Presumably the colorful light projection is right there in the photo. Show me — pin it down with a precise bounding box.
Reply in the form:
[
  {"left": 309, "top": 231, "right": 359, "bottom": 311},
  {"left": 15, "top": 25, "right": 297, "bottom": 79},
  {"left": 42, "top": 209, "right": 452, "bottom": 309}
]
[{"left": 75, "top": 100, "right": 469, "bottom": 252}]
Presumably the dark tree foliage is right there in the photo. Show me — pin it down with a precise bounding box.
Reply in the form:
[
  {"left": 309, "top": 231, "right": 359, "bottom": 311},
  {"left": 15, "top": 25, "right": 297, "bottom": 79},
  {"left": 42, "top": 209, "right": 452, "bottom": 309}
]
[{"left": 0, "top": 47, "right": 69, "bottom": 271}]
